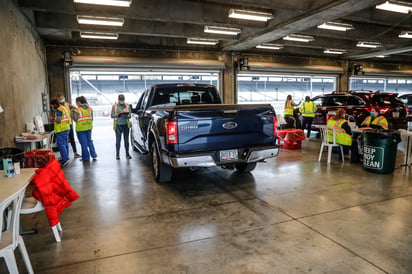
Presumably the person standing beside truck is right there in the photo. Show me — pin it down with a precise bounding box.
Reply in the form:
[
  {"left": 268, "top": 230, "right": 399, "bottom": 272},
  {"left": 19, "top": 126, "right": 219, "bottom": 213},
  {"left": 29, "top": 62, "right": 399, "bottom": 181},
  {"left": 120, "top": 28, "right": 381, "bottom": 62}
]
[
  {"left": 284, "top": 94, "right": 301, "bottom": 128},
  {"left": 111, "top": 94, "right": 132, "bottom": 160},
  {"left": 300, "top": 96, "right": 317, "bottom": 138},
  {"left": 72, "top": 96, "right": 97, "bottom": 162}
]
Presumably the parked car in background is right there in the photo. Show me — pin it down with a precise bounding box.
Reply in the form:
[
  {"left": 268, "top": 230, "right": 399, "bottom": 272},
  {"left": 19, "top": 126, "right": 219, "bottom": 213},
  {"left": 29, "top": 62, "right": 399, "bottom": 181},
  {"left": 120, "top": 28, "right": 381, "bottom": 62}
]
[
  {"left": 311, "top": 91, "right": 408, "bottom": 129},
  {"left": 399, "top": 94, "right": 412, "bottom": 121}
]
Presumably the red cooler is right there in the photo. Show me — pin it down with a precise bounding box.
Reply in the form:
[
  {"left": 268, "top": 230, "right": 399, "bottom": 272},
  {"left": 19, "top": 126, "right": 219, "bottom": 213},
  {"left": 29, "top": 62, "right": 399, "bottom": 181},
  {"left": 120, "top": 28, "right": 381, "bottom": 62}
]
[{"left": 277, "top": 129, "right": 306, "bottom": 149}]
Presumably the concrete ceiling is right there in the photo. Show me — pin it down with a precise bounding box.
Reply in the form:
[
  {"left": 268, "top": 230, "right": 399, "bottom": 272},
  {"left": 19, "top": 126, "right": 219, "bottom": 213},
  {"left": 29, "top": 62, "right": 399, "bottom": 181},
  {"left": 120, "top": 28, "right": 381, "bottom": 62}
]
[{"left": 18, "top": 0, "right": 412, "bottom": 63}]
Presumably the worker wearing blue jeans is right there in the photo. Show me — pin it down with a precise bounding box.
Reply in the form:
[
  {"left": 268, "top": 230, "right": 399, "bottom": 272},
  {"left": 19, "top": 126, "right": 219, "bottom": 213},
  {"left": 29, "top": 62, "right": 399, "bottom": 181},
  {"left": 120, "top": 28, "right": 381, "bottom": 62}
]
[{"left": 111, "top": 94, "right": 132, "bottom": 160}]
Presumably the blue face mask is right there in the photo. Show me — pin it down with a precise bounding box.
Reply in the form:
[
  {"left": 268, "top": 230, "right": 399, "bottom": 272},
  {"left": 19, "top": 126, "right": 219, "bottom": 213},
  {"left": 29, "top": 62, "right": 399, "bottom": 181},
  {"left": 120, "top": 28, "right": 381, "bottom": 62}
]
[
  {"left": 59, "top": 99, "right": 65, "bottom": 104},
  {"left": 370, "top": 112, "right": 375, "bottom": 117}
]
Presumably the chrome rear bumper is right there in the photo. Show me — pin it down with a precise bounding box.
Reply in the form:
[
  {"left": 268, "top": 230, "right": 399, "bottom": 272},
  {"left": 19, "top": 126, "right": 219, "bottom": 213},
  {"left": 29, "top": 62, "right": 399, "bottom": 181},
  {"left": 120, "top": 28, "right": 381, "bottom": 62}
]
[{"left": 167, "top": 146, "right": 279, "bottom": 168}]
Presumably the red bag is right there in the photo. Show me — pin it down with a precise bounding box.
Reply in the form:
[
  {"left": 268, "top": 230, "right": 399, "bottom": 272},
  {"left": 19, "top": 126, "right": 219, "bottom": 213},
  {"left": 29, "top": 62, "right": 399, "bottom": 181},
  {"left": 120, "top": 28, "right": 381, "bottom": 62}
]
[{"left": 24, "top": 150, "right": 56, "bottom": 168}]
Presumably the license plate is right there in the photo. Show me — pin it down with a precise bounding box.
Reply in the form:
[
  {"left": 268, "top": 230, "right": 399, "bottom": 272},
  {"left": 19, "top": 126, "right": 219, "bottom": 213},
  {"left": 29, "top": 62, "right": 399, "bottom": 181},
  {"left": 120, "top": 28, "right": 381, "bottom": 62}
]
[
  {"left": 393, "top": 111, "right": 399, "bottom": 118},
  {"left": 220, "top": 149, "right": 238, "bottom": 161}
]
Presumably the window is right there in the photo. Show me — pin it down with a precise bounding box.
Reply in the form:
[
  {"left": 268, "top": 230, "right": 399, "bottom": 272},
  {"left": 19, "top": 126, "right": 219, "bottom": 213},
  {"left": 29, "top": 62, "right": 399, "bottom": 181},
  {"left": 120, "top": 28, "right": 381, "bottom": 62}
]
[
  {"left": 313, "top": 97, "right": 326, "bottom": 107},
  {"left": 237, "top": 73, "right": 337, "bottom": 114},
  {"left": 347, "top": 96, "right": 365, "bottom": 106},
  {"left": 323, "top": 96, "right": 347, "bottom": 107},
  {"left": 373, "top": 95, "right": 404, "bottom": 107},
  {"left": 350, "top": 77, "right": 412, "bottom": 95},
  {"left": 151, "top": 86, "right": 221, "bottom": 106}
]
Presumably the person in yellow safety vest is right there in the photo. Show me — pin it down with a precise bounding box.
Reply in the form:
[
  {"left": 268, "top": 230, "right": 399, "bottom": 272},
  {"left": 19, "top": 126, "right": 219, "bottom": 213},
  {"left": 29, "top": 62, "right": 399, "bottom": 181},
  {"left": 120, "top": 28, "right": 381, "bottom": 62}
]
[
  {"left": 54, "top": 98, "right": 71, "bottom": 166},
  {"left": 72, "top": 96, "right": 97, "bottom": 162},
  {"left": 361, "top": 108, "right": 389, "bottom": 130},
  {"left": 299, "top": 96, "right": 318, "bottom": 138},
  {"left": 111, "top": 94, "right": 132, "bottom": 160},
  {"left": 56, "top": 93, "right": 81, "bottom": 158},
  {"left": 283, "top": 94, "right": 301, "bottom": 128},
  {"left": 327, "top": 108, "right": 354, "bottom": 160}
]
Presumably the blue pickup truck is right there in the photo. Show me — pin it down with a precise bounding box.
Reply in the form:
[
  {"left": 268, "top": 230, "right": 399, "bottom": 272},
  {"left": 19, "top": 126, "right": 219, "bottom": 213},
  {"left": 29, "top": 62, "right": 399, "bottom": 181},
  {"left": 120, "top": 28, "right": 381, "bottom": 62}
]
[{"left": 131, "top": 83, "right": 279, "bottom": 183}]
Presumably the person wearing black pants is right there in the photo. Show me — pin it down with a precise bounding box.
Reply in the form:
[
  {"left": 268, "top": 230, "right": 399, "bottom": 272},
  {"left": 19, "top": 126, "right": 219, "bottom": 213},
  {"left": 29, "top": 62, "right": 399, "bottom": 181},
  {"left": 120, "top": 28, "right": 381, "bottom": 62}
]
[
  {"left": 299, "top": 96, "right": 317, "bottom": 138},
  {"left": 69, "top": 124, "right": 81, "bottom": 158}
]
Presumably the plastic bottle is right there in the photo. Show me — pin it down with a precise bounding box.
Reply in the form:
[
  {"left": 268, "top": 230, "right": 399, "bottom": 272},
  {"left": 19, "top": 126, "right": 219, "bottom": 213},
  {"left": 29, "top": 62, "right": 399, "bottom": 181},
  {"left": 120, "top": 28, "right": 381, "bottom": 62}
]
[{"left": 7, "top": 161, "right": 15, "bottom": 177}]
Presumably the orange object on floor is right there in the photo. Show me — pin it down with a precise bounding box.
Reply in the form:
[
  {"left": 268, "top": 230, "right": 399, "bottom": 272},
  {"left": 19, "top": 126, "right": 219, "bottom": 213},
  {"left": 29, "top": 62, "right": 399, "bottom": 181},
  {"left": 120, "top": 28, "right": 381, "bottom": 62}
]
[{"left": 277, "top": 129, "right": 306, "bottom": 149}]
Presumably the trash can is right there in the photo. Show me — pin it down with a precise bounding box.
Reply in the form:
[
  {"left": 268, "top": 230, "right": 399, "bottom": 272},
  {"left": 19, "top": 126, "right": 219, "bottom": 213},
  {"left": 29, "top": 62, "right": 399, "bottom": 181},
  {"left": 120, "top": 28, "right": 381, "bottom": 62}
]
[
  {"left": 0, "top": 147, "right": 25, "bottom": 170},
  {"left": 363, "top": 130, "right": 401, "bottom": 174}
]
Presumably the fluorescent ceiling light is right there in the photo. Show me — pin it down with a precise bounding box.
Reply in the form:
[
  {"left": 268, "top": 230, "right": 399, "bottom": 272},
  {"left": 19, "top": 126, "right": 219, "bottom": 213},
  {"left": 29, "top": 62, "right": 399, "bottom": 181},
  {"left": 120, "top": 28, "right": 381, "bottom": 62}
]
[
  {"left": 356, "top": 41, "right": 382, "bottom": 48},
  {"left": 77, "top": 15, "right": 124, "bottom": 26},
  {"left": 187, "top": 38, "right": 219, "bottom": 45},
  {"left": 376, "top": 1, "right": 412, "bottom": 13},
  {"left": 204, "top": 26, "right": 241, "bottom": 36},
  {"left": 318, "top": 21, "right": 354, "bottom": 31},
  {"left": 376, "top": 55, "right": 387, "bottom": 58},
  {"left": 399, "top": 31, "right": 412, "bottom": 38},
  {"left": 80, "top": 32, "right": 119, "bottom": 40},
  {"left": 256, "top": 43, "right": 283, "bottom": 50},
  {"left": 228, "top": 9, "right": 273, "bottom": 22},
  {"left": 324, "top": 49, "right": 347, "bottom": 55},
  {"left": 283, "top": 34, "right": 314, "bottom": 43},
  {"left": 73, "top": 0, "right": 132, "bottom": 7}
]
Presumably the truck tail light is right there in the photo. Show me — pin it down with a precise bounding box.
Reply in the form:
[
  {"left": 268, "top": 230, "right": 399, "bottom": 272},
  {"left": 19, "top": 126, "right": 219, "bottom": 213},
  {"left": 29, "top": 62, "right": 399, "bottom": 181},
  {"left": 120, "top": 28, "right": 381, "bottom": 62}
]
[
  {"left": 166, "top": 121, "right": 178, "bottom": 144},
  {"left": 273, "top": 115, "right": 278, "bottom": 136}
]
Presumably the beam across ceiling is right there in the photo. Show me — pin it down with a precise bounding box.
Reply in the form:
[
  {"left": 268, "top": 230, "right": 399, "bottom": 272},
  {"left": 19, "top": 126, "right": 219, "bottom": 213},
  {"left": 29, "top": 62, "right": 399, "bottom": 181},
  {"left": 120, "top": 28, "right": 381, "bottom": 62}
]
[
  {"left": 346, "top": 46, "right": 412, "bottom": 59},
  {"left": 222, "top": 0, "right": 384, "bottom": 51}
]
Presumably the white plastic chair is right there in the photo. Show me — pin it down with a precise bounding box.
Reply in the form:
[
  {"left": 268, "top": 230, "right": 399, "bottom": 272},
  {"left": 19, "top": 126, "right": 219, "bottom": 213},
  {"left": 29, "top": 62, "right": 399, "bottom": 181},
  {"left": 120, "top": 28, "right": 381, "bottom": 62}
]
[
  {"left": 20, "top": 197, "right": 62, "bottom": 243},
  {"left": 0, "top": 189, "right": 34, "bottom": 274},
  {"left": 44, "top": 131, "right": 55, "bottom": 150},
  {"left": 318, "top": 125, "right": 345, "bottom": 163}
]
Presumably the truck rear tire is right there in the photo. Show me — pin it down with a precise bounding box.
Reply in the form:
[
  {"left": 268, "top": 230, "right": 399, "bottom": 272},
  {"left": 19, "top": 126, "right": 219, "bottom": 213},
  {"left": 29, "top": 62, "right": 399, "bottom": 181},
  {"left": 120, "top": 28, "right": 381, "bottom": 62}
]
[
  {"left": 235, "top": 162, "right": 257, "bottom": 173},
  {"left": 151, "top": 142, "right": 172, "bottom": 183}
]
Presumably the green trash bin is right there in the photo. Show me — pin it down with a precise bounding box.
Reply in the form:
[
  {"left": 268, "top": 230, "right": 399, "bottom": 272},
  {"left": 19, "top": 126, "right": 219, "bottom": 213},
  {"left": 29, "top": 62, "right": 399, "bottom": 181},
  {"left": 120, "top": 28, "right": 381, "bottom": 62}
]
[{"left": 363, "top": 130, "right": 401, "bottom": 174}]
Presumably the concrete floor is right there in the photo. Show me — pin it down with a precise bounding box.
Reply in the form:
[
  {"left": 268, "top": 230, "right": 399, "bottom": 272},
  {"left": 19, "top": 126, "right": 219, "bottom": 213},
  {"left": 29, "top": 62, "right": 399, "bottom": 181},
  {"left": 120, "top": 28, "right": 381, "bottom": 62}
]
[{"left": 3, "top": 120, "right": 412, "bottom": 273}]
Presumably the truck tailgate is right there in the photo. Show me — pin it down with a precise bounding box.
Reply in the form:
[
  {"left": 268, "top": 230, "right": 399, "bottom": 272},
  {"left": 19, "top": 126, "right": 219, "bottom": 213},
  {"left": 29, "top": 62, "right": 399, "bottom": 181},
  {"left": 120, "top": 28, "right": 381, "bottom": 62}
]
[{"left": 175, "top": 104, "right": 276, "bottom": 153}]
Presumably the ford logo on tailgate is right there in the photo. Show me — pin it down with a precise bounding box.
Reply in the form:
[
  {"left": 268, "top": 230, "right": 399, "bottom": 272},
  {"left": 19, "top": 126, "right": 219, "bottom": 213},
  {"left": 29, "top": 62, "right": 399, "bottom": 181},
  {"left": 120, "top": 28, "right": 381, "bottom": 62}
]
[{"left": 222, "top": 121, "right": 238, "bottom": 129}]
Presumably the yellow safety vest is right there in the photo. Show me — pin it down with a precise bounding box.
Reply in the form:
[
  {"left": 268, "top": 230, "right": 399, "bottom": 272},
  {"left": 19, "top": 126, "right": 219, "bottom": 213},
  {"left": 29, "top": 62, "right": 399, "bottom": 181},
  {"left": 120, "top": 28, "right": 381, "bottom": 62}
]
[
  {"left": 300, "top": 101, "right": 317, "bottom": 117},
  {"left": 63, "top": 102, "right": 72, "bottom": 125},
  {"left": 75, "top": 107, "right": 93, "bottom": 132},
  {"left": 113, "top": 103, "right": 131, "bottom": 130},
  {"left": 363, "top": 116, "right": 389, "bottom": 130},
  {"left": 54, "top": 105, "right": 71, "bottom": 133},
  {"left": 284, "top": 100, "right": 294, "bottom": 116},
  {"left": 327, "top": 119, "right": 352, "bottom": 146}
]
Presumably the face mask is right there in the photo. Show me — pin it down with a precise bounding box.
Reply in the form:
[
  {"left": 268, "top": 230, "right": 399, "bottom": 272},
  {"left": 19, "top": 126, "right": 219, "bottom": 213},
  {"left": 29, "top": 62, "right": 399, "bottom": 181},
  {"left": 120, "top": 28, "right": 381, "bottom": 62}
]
[
  {"left": 119, "top": 100, "right": 125, "bottom": 105},
  {"left": 59, "top": 99, "right": 65, "bottom": 104},
  {"left": 370, "top": 112, "right": 375, "bottom": 117}
]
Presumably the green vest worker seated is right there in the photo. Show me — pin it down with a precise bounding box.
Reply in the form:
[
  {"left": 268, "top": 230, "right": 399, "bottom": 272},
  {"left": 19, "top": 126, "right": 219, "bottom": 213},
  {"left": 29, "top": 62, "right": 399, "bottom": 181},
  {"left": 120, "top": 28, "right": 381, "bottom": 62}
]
[
  {"left": 361, "top": 108, "right": 389, "bottom": 130},
  {"left": 327, "top": 108, "right": 352, "bottom": 147}
]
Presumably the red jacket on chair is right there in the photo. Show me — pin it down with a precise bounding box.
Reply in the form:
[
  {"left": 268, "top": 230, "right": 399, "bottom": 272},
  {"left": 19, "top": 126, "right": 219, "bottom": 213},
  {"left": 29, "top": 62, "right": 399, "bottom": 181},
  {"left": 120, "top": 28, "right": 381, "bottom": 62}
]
[{"left": 31, "top": 159, "right": 79, "bottom": 226}]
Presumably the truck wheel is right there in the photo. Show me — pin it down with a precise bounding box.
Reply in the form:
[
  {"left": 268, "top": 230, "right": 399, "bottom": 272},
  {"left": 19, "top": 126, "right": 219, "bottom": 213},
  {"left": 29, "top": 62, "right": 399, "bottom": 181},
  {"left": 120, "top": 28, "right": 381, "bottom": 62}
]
[
  {"left": 235, "top": 162, "right": 257, "bottom": 173},
  {"left": 151, "top": 142, "right": 172, "bottom": 183}
]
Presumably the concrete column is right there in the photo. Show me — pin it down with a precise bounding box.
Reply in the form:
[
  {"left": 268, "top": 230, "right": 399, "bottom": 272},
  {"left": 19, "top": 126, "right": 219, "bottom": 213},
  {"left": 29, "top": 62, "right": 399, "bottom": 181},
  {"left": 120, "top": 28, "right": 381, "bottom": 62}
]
[
  {"left": 222, "top": 53, "right": 236, "bottom": 104},
  {"left": 339, "top": 61, "right": 350, "bottom": 92}
]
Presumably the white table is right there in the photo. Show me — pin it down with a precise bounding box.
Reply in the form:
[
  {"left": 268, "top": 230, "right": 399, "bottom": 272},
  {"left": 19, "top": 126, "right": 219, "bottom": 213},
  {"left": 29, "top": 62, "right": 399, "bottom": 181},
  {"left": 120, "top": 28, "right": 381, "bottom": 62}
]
[
  {"left": 0, "top": 168, "right": 36, "bottom": 204},
  {"left": 400, "top": 130, "right": 412, "bottom": 166},
  {"left": 15, "top": 132, "right": 53, "bottom": 151}
]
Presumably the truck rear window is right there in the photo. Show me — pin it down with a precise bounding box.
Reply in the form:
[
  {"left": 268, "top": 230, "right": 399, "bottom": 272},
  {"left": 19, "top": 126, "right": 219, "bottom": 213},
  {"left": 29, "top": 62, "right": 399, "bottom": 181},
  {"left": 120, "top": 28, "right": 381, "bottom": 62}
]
[{"left": 152, "top": 86, "right": 221, "bottom": 106}]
